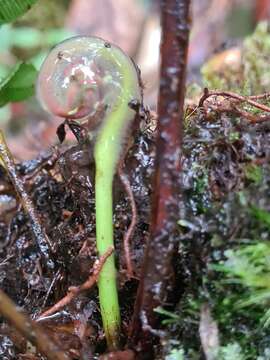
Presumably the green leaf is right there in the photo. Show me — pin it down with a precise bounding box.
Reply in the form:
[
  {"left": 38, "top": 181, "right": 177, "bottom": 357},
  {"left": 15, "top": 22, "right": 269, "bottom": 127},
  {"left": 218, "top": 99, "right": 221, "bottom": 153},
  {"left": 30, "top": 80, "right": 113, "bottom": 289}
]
[
  {"left": 154, "top": 306, "right": 180, "bottom": 320},
  {"left": 154, "top": 306, "right": 180, "bottom": 325},
  {"left": 250, "top": 206, "right": 270, "bottom": 228},
  {"left": 0, "top": 62, "right": 37, "bottom": 107},
  {"left": 0, "top": 0, "right": 38, "bottom": 24}
]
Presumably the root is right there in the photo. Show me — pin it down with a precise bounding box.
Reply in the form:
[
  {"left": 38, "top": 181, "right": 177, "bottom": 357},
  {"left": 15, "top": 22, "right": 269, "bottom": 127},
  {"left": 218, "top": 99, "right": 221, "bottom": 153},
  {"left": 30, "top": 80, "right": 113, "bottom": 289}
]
[
  {"left": 198, "top": 88, "right": 270, "bottom": 123},
  {"left": 118, "top": 169, "right": 137, "bottom": 278},
  {"left": 38, "top": 246, "right": 114, "bottom": 319}
]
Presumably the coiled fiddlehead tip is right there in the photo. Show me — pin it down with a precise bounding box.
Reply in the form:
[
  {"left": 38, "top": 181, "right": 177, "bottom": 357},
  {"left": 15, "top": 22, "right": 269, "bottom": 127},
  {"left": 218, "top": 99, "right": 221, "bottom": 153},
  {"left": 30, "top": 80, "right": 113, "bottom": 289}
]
[{"left": 37, "top": 36, "right": 140, "bottom": 123}]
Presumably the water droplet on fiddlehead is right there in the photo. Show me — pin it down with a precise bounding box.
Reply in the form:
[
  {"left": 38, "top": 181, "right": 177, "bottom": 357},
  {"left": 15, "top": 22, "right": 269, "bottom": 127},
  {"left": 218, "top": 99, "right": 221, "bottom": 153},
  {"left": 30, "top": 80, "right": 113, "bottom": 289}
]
[{"left": 37, "top": 36, "right": 139, "bottom": 123}]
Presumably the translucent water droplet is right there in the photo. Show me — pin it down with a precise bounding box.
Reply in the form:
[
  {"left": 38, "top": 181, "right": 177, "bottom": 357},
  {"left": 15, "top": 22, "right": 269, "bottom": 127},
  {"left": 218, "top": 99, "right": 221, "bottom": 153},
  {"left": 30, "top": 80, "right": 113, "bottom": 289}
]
[{"left": 37, "top": 36, "right": 126, "bottom": 120}]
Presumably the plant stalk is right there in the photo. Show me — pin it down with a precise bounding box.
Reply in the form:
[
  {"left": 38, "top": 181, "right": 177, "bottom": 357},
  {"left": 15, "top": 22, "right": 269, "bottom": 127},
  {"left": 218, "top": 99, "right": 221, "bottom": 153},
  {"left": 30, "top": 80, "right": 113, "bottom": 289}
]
[
  {"left": 131, "top": 0, "right": 191, "bottom": 351},
  {"left": 94, "top": 41, "right": 141, "bottom": 349},
  {"left": 95, "top": 170, "right": 120, "bottom": 349}
]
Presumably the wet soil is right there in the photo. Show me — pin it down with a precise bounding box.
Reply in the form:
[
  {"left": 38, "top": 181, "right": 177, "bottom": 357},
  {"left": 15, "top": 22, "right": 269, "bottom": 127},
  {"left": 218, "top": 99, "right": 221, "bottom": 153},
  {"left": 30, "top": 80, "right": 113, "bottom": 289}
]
[
  {"left": 0, "top": 116, "right": 155, "bottom": 359},
  {"left": 1, "top": 103, "right": 270, "bottom": 358}
]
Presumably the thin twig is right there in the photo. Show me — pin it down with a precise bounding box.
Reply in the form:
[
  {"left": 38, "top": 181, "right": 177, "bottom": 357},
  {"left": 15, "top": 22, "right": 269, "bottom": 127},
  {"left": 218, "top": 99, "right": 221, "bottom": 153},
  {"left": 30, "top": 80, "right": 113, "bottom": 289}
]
[
  {"left": 199, "top": 88, "right": 270, "bottom": 113},
  {"left": 0, "top": 289, "right": 70, "bottom": 360},
  {"left": 201, "top": 96, "right": 270, "bottom": 124},
  {"left": 118, "top": 169, "right": 137, "bottom": 278},
  {"left": 0, "top": 131, "right": 55, "bottom": 269},
  {"left": 42, "top": 269, "right": 62, "bottom": 308},
  {"left": 38, "top": 246, "right": 114, "bottom": 319},
  {"left": 248, "top": 92, "right": 270, "bottom": 100}
]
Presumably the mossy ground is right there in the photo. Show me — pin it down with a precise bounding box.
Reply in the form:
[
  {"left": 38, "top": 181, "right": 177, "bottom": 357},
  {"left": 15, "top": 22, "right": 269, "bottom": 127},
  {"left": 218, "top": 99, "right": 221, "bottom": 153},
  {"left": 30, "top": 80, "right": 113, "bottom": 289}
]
[{"left": 163, "top": 22, "right": 270, "bottom": 360}]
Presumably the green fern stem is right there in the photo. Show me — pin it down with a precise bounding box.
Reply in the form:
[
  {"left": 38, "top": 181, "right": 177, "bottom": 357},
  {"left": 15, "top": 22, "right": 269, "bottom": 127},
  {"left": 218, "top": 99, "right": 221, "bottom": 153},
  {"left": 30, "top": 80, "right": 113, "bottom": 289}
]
[{"left": 94, "top": 43, "right": 140, "bottom": 349}]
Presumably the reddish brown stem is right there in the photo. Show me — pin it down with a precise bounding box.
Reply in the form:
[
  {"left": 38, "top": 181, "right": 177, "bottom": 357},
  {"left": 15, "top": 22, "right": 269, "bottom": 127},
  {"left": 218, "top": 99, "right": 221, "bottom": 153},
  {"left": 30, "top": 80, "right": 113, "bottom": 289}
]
[
  {"left": 255, "top": 0, "right": 270, "bottom": 21},
  {"left": 38, "top": 246, "right": 113, "bottom": 319},
  {"left": 131, "top": 0, "right": 191, "bottom": 350}
]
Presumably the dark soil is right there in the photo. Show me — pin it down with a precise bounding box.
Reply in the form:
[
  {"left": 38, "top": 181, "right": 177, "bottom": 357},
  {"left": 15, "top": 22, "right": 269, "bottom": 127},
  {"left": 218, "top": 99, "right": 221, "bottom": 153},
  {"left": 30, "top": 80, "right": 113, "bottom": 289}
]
[
  {"left": 0, "top": 116, "right": 155, "bottom": 359},
  {"left": 1, "top": 100, "right": 270, "bottom": 358}
]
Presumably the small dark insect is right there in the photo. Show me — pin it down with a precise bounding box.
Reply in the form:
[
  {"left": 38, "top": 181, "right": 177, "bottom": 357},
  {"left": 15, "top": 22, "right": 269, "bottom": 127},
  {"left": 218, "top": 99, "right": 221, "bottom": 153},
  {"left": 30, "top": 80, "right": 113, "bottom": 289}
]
[
  {"left": 57, "top": 51, "right": 65, "bottom": 60},
  {"left": 69, "top": 74, "right": 77, "bottom": 82},
  {"left": 56, "top": 122, "right": 66, "bottom": 143},
  {"left": 128, "top": 99, "right": 141, "bottom": 112}
]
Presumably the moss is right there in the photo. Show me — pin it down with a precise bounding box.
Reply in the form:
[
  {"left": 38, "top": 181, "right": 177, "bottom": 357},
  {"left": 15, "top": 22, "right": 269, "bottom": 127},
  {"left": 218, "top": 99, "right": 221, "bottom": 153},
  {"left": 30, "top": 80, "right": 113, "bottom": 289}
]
[
  {"left": 244, "top": 164, "right": 263, "bottom": 184},
  {"left": 201, "top": 47, "right": 242, "bottom": 91},
  {"left": 201, "top": 22, "right": 270, "bottom": 97},
  {"left": 242, "top": 22, "right": 270, "bottom": 94},
  {"left": 166, "top": 86, "right": 270, "bottom": 357}
]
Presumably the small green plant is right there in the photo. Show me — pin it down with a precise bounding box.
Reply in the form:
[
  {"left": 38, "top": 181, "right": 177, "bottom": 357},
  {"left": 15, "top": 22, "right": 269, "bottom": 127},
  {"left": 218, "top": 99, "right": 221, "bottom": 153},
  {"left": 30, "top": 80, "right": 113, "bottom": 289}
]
[
  {"left": 154, "top": 306, "right": 181, "bottom": 325},
  {"left": 214, "top": 240, "right": 270, "bottom": 326},
  {"left": 36, "top": 36, "right": 141, "bottom": 348}
]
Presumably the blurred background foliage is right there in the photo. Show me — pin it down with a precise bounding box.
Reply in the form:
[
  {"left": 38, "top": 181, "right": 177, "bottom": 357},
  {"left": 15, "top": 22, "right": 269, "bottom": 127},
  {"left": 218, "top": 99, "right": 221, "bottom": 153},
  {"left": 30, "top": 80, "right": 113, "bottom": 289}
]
[{"left": 0, "top": 0, "right": 267, "bottom": 159}]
